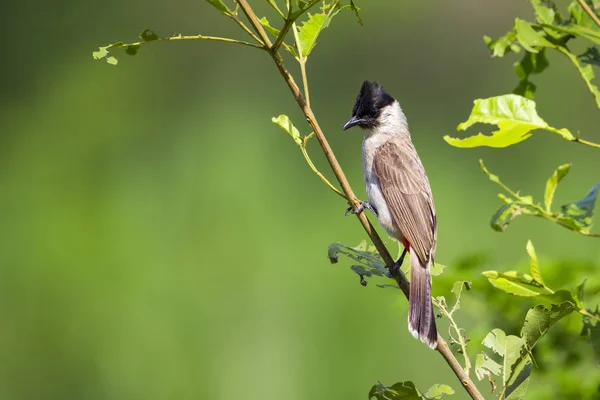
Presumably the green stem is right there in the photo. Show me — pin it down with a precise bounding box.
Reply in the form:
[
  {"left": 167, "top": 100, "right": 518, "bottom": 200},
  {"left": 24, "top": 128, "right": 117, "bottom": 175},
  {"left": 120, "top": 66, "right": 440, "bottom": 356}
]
[
  {"left": 228, "top": 8, "right": 265, "bottom": 44},
  {"left": 433, "top": 298, "right": 471, "bottom": 376},
  {"left": 573, "top": 136, "right": 600, "bottom": 149},
  {"left": 267, "top": 0, "right": 286, "bottom": 18},
  {"left": 556, "top": 46, "right": 600, "bottom": 109},
  {"left": 301, "top": 146, "right": 346, "bottom": 198},
  {"left": 580, "top": 308, "right": 600, "bottom": 322},
  {"left": 292, "top": 23, "right": 310, "bottom": 106},
  {"left": 108, "top": 34, "right": 264, "bottom": 51}
]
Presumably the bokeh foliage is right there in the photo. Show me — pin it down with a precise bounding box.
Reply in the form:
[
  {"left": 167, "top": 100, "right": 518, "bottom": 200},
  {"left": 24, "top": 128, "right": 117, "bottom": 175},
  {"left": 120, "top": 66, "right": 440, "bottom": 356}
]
[{"left": 1, "top": 0, "right": 599, "bottom": 399}]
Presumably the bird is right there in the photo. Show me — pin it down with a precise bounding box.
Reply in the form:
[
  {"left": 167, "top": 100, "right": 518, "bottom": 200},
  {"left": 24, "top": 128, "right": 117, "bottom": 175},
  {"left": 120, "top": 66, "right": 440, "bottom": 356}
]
[{"left": 342, "top": 80, "right": 438, "bottom": 349}]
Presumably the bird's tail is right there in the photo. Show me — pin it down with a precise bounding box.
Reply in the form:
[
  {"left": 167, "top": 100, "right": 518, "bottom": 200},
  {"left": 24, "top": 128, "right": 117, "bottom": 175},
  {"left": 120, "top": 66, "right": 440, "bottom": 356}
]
[{"left": 408, "top": 254, "right": 437, "bottom": 349}]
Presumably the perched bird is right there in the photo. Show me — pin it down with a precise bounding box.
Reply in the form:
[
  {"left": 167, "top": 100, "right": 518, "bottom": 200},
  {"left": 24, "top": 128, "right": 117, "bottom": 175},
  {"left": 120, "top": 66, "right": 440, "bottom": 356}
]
[{"left": 342, "top": 81, "right": 438, "bottom": 349}]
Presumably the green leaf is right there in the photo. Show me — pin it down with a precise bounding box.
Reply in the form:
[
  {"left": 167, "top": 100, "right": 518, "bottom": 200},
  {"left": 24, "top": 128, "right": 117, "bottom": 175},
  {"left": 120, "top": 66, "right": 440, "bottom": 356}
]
[
  {"left": 577, "top": 280, "right": 586, "bottom": 309},
  {"left": 489, "top": 202, "right": 531, "bottom": 232},
  {"left": 272, "top": 114, "right": 303, "bottom": 146},
  {"left": 482, "top": 329, "right": 524, "bottom": 387},
  {"left": 503, "top": 301, "right": 575, "bottom": 399},
  {"left": 515, "top": 18, "right": 554, "bottom": 52},
  {"left": 424, "top": 384, "right": 454, "bottom": 399},
  {"left": 139, "top": 29, "right": 159, "bottom": 42},
  {"left": 259, "top": 17, "right": 281, "bottom": 37},
  {"left": 530, "top": 0, "right": 558, "bottom": 24},
  {"left": 475, "top": 352, "right": 501, "bottom": 380},
  {"left": 513, "top": 79, "right": 537, "bottom": 99},
  {"left": 450, "top": 281, "right": 470, "bottom": 312},
  {"left": 297, "top": 4, "right": 350, "bottom": 57},
  {"left": 525, "top": 240, "right": 544, "bottom": 286},
  {"left": 205, "top": 0, "right": 231, "bottom": 15},
  {"left": 544, "top": 163, "right": 571, "bottom": 212},
  {"left": 430, "top": 262, "right": 446, "bottom": 276},
  {"left": 566, "top": 47, "right": 600, "bottom": 109},
  {"left": 568, "top": 0, "right": 600, "bottom": 30},
  {"left": 483, "top": 30, "right": 520, "bottom": 57},
  {"left": 444, "top": 95, "right": 574, "bottom": 148},
  {"left": 349, "top": 0, "right": 363, "bottom": 25},
  {"left": 579, "top": 47, "right": 600, "bottom": 66},
  {"left": 486, "top": 275, "right": 543, "bottom": 297},
  {"left": 543, "top": 289, "right": 579, "bottom": 308},
  {"left": 513, "top": 50, "right": 549, "bottom": 98},
  {"left": 560, "top": 182, "right": 600, "bottom": 233},
  {"left": 369, "top": 381, "right": 423, "bottom": 400},
  {"left": 520, "top": 302, "right": 575, "bottom": 351},
  {"left": 328, "top": 241, "right": 389, "bottom": 285},
  {"left": 482, "top": 270, "right": 549, "bottom": 297}
]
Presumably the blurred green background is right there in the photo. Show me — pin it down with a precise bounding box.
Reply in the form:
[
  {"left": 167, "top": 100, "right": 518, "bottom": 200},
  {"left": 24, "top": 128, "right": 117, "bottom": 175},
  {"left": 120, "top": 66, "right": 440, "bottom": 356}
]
[{"left": 1, "top": 1, "right": 599, "bottom": 399}]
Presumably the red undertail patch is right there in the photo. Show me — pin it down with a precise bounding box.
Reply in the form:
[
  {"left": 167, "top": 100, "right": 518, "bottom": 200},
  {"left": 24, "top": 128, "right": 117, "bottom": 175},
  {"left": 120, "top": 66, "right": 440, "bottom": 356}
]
[{"left": 402, "top": 237, "right": 410, "bottom": 252}]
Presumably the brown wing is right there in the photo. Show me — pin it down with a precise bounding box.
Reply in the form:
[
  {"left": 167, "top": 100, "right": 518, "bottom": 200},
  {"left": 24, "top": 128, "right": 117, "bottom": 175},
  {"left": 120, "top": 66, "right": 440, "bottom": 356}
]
[{"left": 373, "top": 140, "right": 436, "bottom": 266}]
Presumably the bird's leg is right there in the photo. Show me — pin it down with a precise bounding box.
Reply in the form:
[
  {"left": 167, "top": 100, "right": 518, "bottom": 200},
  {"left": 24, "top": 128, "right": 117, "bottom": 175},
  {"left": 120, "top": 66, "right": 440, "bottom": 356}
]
[
  {"left": 345, "top": 200, "right": 378, "bottom": 217},
  {"left": 389, "top": 247, "right": 408, "bottom": 278}
]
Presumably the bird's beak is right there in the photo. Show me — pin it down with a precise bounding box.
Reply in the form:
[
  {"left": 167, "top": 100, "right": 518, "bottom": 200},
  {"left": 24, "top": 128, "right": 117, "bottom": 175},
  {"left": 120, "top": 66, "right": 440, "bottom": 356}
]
[{"left": 342, "top": 116, "right": 362, "bottom": 131}]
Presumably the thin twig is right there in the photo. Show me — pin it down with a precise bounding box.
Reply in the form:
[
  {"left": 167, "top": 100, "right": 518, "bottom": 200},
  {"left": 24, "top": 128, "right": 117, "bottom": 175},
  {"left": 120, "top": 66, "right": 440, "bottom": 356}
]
[
  {"left": 228, "top": 8, "right": 264, "bottom": 45},
  {"left": 577, "top": 0, "right": 600, "bottom": 29},
  {"left": 237, "top": 0, "right": 273, "bottom": 47},
  {"left": 234, "top": 1, "right": 484, "bottom": 399},
  {"left": 580, "top": 308, "right": 600, "bottom": 322},
  {"left": 292, "top": 22, "right": 310, "bottom": 106},
  {"left": 104, "top": 34, "right": 263, "bottom": 51},
  {"left": 433, "top": 298, "right": 471, "bottom": 376},
  {"left": 574, "top": 137, "right": 600, "bottom": 149},
  {"left": 267, "top": 0, "right": 286, "bottom": 19},
  {"left": 301, "top": 145, "right": 346, "bottom": 198}
]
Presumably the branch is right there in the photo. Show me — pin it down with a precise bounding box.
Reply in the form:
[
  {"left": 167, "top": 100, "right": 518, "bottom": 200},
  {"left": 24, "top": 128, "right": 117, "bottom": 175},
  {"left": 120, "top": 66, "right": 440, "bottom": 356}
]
[
  {"left": 228, "top": 9, "right": 264, "bottom": 45},
  {"left": 234, "top": 1, "right": 485, "bottom": 399},
  {"left": 577, "top": 0, "right": 600, "bottom": 29},
  {"left": 574, "top": 136, "right": 600, "bottom": 149}
]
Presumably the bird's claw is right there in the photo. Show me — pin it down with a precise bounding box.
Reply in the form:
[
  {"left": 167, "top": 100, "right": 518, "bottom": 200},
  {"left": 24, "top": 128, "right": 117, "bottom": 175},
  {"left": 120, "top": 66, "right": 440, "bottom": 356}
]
[
  {"left": 345, "top": 201, "right": 378, "bottom": 217},
  {"left": 387, "top": 248, "right": 408, "bottom": 278}
]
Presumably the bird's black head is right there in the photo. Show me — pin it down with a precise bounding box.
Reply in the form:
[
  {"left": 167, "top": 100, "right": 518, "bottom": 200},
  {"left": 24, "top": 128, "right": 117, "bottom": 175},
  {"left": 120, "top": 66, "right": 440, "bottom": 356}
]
[{"left": 342, "top": 80, "right": 395, "bottom": 131}]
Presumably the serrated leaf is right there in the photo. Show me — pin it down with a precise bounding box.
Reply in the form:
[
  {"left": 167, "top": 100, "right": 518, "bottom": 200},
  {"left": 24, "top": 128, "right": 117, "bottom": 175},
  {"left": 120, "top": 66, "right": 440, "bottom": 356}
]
[
  {"left": 259, "top": 17, "right": 281, "bottom": 37},
  {"left": 328, "top": 241, "right": 389, "bottom": 285},
  {"left": 205, "top": 0, "right": 231, "bottom": 15},
  {"left": 475, "top": 353, "right": 502, "bottom": 380},
  {"left": 521, "top": 302, "right": 575, "bottom": 351},
  {"left": 444, "top": 95, "right": 574, "bottom": 148},
  {"left": 369, "top": 381, "right": 423, "bottom": 400},
  {"left": 526, "top": 240, "right": 544, "bottom": 286},
  {"left": 560, "top": 182, "right": 600, "bottom": 233},
  {"left": 544, "top": 163, "right": 571, "bottom": 212},
  {"left": 424, "top": 384, "right": 454, "bottom": 399},
  {"left": 543, "top": 289, "right": 579, "bottom": 308},
  {"left": 482, "top": 329, "right": 523, "bottom": 385},
  {"left": 297, "top": 5, "right": 350, "bottom": 57},
  {"left": 530, "top": 0, "right": 557, "bottom": 24},
  {"left": 272, "top": 114, "right": 302, "bottom": 146},
  {"left": 482, "top": 328, "right": 532, "bottom": 400},
  {"left": 503, "top": 301, "right": 575, "bottom": 399}
]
